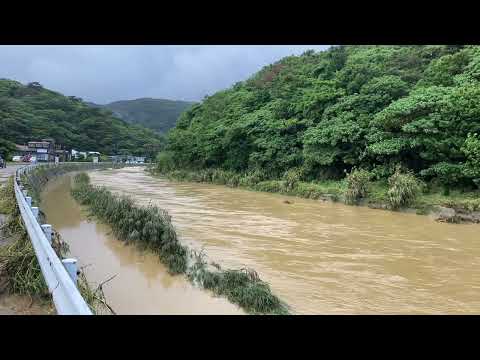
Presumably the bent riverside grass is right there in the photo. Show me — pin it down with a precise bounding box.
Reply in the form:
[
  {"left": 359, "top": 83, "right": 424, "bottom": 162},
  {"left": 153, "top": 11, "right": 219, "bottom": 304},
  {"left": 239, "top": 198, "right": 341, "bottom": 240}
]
[{"left": 70, "top": 172, "right": 289, "bottom": 314}]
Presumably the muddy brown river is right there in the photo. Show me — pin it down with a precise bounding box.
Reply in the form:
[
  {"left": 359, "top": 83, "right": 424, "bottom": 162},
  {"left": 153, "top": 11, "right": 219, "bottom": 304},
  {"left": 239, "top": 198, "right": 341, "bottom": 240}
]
[
  {"left": 42, "top": 167, "right": 480, "bottom": 314},
  {"left": 41, "top": 174, "right": 243, "bottom": 314}
]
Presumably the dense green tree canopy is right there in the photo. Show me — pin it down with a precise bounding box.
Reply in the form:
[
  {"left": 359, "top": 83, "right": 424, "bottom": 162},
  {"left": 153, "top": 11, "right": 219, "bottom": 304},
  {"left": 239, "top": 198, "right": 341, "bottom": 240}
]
[
  {"left": 163, "top": 45, "right": 480, "bottom": 188},
  {"left": 0, "top": 79, "right": 163, "bottom": 159}
]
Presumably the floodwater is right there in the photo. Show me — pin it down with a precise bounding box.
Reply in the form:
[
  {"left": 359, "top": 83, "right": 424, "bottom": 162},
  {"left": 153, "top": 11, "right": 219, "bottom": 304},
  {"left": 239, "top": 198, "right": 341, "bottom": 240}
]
[
  {"left": 40, "top": 174, "right": 243, "bottom": 314},
  {"left": 44, "top": 167, "right": 480, "bottom": 314},
  {"left": 92, "top": 167, "right": 480, "bottom": 314}
]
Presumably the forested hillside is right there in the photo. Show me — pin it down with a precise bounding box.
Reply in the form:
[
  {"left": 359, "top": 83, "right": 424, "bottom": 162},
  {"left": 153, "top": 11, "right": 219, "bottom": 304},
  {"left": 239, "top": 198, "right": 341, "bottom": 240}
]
[
  {"left": 0, "top": 80, "right": 163, "bottom": 158},
  {"left": 100, "top": 98, "right": 195, "bottom": 134},
  {"left": 160, "top": 45, "right": 480, "bottom": 191}
]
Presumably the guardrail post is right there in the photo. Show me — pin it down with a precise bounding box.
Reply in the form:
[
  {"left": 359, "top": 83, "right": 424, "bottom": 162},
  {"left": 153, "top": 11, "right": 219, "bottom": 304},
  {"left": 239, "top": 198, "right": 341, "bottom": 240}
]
[
  {"left": 25, "top": 196, "right": 32, "bottom": 207},
  {"left": 62, "top": 259, "right": 78, "bottom": 285},
  {"left": 41, "top": 224, "right": 52, "bottom": 244},
  {"left": 31, "top": 207, "right": 39, "bottom": 220}
]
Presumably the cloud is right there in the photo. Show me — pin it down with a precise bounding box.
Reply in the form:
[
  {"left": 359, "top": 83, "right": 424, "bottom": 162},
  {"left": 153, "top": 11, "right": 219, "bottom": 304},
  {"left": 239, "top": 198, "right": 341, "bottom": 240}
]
[{"left": 0, "top": 45, "right": 330, "bottom": 103}]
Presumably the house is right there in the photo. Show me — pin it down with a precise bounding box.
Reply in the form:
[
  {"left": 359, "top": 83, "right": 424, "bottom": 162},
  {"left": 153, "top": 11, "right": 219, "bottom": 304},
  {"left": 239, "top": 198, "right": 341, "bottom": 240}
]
[
  {"left": 14, "top": 139, "right": 55, "bottom": 162},
  {"left": 15, "top": 139, "right": 71, "bottom": 162},
  {"left": 28, "top": 139, "right": 56, "bottom": 162}
]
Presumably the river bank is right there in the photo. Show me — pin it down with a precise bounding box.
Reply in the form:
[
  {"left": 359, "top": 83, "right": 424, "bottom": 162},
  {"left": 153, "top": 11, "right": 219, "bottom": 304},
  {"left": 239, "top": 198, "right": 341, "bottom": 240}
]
[
  {"left": 89, "top": 167, "right": 480, "bottom": 314},
  {"left": 149, "top": 168, "right": 480, "bottom": 224}
]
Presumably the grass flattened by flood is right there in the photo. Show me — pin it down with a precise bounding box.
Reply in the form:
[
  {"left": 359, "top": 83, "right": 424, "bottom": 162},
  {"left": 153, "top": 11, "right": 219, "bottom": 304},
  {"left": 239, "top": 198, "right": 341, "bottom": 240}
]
[
  {"left": 187, "top": 251, "right": 289, "bottom": 315},
  {"left": 71, "top": 172, "right": 188, "bottom": 275},
  {"left": 71, "top": 172, "right": 289, "bottom": 315}
]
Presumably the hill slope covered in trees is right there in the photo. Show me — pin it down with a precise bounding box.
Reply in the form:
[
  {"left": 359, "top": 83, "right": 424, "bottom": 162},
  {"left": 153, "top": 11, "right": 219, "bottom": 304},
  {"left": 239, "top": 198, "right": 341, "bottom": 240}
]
[
  {"left": 89, "top": 98, "right": 195, "bottom": 134},
  {"left": 159, "top": 45, "right": 480, "bottom": 193},
  {"left": 0, "top": 80, "right": 163, "bottom": 158}
]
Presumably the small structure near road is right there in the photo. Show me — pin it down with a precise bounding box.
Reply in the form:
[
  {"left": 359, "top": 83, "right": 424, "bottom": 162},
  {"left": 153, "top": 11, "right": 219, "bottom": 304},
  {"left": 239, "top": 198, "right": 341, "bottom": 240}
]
[
  {"left": 109, "top": 155, "right": 146, "bottom": 164},
  {"left": 71, "top": 150, "right": 101, "bottom": 161}
]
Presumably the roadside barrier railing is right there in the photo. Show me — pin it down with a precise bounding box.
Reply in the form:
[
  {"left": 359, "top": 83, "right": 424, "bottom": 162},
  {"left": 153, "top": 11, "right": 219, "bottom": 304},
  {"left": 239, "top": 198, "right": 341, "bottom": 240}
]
[
  {"left": 13, "top": 162, "right": 108, "bottom": 315},
  {"left": 13, "top": 161, "right": 145, "bottom": 314}
]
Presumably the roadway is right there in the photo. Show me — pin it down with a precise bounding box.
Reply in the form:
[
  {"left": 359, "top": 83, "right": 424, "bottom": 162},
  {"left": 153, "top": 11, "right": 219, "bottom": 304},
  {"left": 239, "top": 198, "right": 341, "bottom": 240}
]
[{"left": 0, "top": 163, "right": 24, "bottom": 185}]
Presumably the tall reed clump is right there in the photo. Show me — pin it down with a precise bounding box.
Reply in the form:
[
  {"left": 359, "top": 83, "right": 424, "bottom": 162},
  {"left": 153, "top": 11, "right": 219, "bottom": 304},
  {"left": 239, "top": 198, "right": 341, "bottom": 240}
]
[
  {"left": 387, "top": 167, "right": 424, "bottom": 210},
  {"left": 71, "top": 173, "right": 188, "bottom": 274},
  {"left": 282, "top": 168, "right": 302, "bottom": 192},
  {"left": 344, "top": 168, "right": 372, "bottom": 205},
  {"left": 72, "top": 172, "right": 289, "bottom": 314}
]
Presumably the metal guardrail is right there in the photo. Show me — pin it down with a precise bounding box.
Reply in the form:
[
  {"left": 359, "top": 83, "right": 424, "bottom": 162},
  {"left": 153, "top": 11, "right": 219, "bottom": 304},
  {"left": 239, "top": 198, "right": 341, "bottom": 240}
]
[{"left": 14, "top": 163, "right": 92, "bottom": 315}]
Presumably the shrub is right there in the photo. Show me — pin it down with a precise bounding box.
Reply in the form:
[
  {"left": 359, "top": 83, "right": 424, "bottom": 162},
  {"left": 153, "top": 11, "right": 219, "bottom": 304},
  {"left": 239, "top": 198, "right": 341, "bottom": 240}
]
[
  {"left": 282, "top": 168, "right": 302, "bottom": 192},
  {"left": 462, "top": 133, "right": 480, "bottom": 188},
  {"left": 239, "top": 169, "right": 268, "bottom": 187},
  {"left": 155, "top": 151, "right": 177, "bottom": 173},
  {"left": 442, "top": 198, "right": 480, "bottom": 212},
  {"left": 387, "top": 168, "right": 424, "bottom": 210},
  {"left": 420, "top": 162, "right": 466, "bottom": 192},
  {"left": 344, "top": 168, "right": 372, "bottom": 205}
]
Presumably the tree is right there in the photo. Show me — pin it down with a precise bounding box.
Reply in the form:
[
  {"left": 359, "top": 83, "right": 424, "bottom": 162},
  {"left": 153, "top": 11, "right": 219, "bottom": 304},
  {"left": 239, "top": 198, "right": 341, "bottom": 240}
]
[
  {"left": 159, "top": 45, "right": 478, "bottom": 190},
  {"left": 0, "top": 138, "right": 16, "bottom": 160}
]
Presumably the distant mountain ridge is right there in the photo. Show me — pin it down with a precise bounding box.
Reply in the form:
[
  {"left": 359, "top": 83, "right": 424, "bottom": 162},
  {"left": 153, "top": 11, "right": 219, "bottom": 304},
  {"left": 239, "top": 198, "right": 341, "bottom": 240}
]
[
  {"left": 0, "top": 79, "right": 163, "bottom": 159},
  {"left": 88, "top": 98, "right": 196, "bottom": 134}
]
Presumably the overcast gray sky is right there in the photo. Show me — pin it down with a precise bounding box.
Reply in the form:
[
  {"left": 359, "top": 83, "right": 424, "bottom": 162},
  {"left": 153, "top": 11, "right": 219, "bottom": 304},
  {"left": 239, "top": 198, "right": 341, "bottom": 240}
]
[{"left": 0, "top": 45, "right": 330, "bottom": 104}]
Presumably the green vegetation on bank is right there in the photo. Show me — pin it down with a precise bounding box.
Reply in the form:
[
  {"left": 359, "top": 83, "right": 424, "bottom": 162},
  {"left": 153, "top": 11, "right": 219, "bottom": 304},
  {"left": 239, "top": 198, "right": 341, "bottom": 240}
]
[
  {"left": 71, "top": 172, "right": 289, "bottom": 314},
  {"left": 155, "top": 45, "right": 480, "bottom": 211},
  {"left": 88, "top": 98, "right": 196, "bottom": 134},
  {"left": 151, "top": 166, "right": 480, "bottom": 217},
  {"left": 0, "top": 80, "right": 164, "bottom": 159}
]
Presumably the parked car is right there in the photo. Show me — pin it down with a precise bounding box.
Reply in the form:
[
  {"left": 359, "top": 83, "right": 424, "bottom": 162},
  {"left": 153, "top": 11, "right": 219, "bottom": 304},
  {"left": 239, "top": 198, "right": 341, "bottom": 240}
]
[
  {"left": 21, "top": 154, "right": 32, "bottom": 162},
  {"left": 12, "top": 155, "right": 22, "bottom": 162}
]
